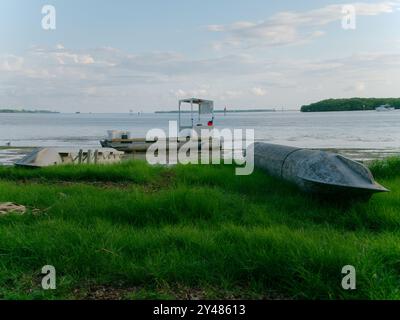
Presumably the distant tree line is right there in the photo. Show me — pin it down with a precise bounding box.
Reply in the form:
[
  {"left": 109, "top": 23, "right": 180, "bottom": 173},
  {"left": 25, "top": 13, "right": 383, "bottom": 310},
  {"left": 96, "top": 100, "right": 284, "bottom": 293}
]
[
  {"left": 0, "top": 109, "right": 59, "bottom": 113},
  {"left": 301, "top": 98, "right": 400, "bottom": 112},
  {"left": 155, "top": 109, "right": 276, "bottom": 114}
]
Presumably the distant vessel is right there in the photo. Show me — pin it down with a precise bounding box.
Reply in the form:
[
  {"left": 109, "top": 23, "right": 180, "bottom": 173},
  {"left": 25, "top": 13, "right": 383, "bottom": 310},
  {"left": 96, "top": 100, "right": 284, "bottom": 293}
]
[{"left": 376, "top": 104, "right": 395, "bottom": 112}]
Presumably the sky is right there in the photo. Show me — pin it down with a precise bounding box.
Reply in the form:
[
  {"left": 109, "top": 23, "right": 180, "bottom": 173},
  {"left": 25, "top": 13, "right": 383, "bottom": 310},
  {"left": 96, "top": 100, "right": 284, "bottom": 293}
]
[{"left": 0, "top": 0, "right": 399, "bottom": 112}]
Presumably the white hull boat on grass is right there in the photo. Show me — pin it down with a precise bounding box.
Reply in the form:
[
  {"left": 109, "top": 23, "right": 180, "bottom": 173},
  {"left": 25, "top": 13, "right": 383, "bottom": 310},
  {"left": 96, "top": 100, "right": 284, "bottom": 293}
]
[{"left": 15, "top": 148, "right": 123, "bottom": 168}]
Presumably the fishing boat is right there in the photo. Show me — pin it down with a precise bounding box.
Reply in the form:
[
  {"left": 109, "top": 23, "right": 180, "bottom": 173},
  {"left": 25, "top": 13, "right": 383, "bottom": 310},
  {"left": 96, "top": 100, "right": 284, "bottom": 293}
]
[{"left": 100, "top": 98, "right": 219, "bottom": 153}]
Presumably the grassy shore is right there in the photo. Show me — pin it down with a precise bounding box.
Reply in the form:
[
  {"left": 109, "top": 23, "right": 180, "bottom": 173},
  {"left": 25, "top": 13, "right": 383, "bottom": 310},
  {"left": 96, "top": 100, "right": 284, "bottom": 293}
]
[{"left": 0, "top": 158, "right": 399, "bottom": 300}]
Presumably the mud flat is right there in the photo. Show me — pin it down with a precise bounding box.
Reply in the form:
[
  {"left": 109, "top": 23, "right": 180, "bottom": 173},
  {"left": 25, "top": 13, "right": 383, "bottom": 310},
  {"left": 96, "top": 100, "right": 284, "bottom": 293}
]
[
  {"left": 0, "top": 147, "right": 33, "bottom": 166},
  {"left": 321, "top": 148, "right": 400, "bottom": 163}
]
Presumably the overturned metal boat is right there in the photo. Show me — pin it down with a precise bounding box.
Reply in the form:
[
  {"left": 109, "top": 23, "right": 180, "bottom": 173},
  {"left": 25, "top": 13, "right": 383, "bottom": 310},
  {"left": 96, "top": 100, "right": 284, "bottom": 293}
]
[
  {"left": 249, "top": 143, "right": 388, "bottom": 196},
  {"left": 15, "top": 148, "right": 123, "bottom": 168}
]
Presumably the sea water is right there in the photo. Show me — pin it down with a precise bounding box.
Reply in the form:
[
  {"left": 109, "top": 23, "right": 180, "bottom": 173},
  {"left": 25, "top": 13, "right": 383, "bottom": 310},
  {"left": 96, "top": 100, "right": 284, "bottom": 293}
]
[{"left": 1, "top": 110, "right": 400, "bottom": 164}]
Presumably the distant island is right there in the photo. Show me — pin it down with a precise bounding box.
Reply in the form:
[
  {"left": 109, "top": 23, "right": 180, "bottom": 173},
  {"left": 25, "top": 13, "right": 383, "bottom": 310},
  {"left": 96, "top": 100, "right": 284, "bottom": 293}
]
[
  {"left": 0, "top": 109, "right": 59, "bottom": 114},
  {"left": 301, "top": 98, "right": 400, "bottom": 112},
  {"left": 155, "top": 109, "right": 276, "bottom": 114}
]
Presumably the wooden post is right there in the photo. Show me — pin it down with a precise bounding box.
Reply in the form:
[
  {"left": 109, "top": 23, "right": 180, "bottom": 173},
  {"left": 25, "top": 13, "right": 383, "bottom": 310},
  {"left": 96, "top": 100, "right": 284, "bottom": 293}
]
[
  {"left": 87, "top": 150, "right": 92, "bottom": 164},
  {"left": 78, "top": 150, "right": 83, "bottom": 164},
  {"left": 94, "top": 150, "right": 98, "bottom": 164}
]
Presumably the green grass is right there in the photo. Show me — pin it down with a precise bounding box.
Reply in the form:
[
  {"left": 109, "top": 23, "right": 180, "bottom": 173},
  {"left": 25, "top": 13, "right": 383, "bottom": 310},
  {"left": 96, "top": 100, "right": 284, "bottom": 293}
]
[
  {"left": 370, "top": 157, "right": 400, "bottom": 179},
  {"left": 0, "top": 159, "right": 399, "bottom": 300}
]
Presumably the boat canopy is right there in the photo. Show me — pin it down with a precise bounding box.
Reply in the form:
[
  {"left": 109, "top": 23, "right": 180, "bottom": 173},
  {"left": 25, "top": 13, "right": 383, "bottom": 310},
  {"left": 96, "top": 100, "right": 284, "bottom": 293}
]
[
  {"left": 178, "top": 98, "right": 215, "bottom": 131},
  {"left": 179, "top": 98, "right": 214, "bottom": 114}
]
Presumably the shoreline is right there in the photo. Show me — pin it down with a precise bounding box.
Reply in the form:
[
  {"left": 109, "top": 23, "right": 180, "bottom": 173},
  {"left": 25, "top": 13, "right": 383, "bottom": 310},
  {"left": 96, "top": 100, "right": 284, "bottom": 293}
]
[{"left": 1, "top": 146, "right": 399, "bottom": 166}]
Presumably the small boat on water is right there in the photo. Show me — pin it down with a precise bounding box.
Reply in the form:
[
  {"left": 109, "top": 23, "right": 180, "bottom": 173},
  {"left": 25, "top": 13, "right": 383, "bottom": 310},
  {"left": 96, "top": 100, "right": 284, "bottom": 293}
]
[
  {"left": 376, "top": 104, "right": 395, "bottom": 112},
  {"left": 100, "top": 131, "right": 159, "bottom": 153},
  {"left": 100, "top": 98, "right": 219, "bottom": 153}
]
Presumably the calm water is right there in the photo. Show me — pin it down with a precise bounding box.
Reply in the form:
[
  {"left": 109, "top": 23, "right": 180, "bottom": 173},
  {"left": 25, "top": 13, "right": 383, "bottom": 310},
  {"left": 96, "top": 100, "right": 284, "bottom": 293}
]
[{"left": 1, "top": 110, "right": 400, "bottom": 163}]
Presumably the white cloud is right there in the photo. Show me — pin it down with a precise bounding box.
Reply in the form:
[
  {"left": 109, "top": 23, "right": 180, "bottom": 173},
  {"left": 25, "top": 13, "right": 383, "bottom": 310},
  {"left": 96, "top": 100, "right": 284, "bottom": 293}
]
[
  {"left": 207, "top": 1, "right": 399, "bottom": 49},
  {"left": 54, "top": 52, "right": 95, "bottom": 65},
  {"left": 251, "top": 87, "right": 267, "bottom": 96},
  {"left": 172, "top": 88, "right": 209, "bottom": 99},
  {"left": 356, "top": 82, "right": 366, "bottom": 92},
  {"left": 0, "top": 55, "right": 24, "bottom": 72},
  {"left": 1, "top": 45, "right": 400, "bottom": 112}
]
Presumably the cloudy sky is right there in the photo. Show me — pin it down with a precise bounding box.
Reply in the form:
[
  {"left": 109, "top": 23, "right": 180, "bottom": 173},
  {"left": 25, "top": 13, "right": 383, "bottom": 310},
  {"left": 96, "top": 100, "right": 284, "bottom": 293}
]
[{"left": 1, "top": 0, "right": 399, "bottom": 112}]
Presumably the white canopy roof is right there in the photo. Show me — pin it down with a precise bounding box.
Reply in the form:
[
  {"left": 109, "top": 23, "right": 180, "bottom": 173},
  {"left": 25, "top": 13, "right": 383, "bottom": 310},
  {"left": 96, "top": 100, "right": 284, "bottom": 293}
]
[{"left": 179, "top": 98, "right": 214, "bottom": 114}]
